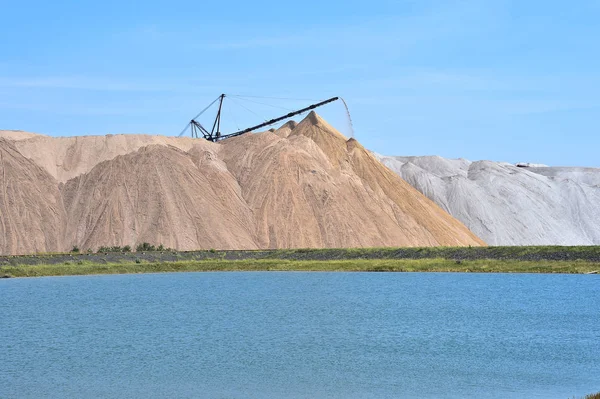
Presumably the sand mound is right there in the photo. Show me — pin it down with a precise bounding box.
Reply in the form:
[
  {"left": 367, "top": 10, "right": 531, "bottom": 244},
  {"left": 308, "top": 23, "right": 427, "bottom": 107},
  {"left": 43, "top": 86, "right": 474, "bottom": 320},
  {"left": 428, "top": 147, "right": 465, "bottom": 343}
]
[
  {"left": 376, "top": 154, "right": 600, "bottom": 245},
  {"left": 274, "top": 120, "right": 298, "bottom": 138},
  {"left": 217, "top": 112, "right": 484, "bottom": 248},
  {"left": 61, "top": 143, "right": 257, "bottom": 251},
  {"left": 0, "top": 113, "right": 484, "bottom": 254},
  {"left": 0, "top": 139, "right": 66, "bottom": 254}
]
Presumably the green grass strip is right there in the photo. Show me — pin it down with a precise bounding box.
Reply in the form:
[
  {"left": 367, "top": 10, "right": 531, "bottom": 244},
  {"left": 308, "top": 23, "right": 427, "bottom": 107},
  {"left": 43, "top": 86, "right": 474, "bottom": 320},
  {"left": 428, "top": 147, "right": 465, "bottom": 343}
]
[{"left": 2, "top": 258, "right": 599, "bottom": 278}]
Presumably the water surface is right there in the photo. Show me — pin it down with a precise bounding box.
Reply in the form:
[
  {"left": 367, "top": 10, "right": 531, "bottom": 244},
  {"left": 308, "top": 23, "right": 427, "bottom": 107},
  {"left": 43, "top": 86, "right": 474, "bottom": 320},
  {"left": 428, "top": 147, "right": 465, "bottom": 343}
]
[{"left": 1, "top": 272, "right": 598, "bottom": 398}]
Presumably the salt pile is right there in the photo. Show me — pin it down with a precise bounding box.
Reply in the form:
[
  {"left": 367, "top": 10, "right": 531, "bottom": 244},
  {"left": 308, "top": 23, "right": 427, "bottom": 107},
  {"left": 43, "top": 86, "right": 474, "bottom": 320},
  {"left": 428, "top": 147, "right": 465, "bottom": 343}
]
[{"left": 376, "top": 154, "right": 600, "bottom": 246}]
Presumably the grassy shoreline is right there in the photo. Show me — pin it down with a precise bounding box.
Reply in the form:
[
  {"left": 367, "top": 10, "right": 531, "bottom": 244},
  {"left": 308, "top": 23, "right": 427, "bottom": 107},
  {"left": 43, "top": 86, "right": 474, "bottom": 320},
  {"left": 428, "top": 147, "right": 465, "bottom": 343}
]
[{"left": 2, "top": 258, "right": 599, "bottom": 278}]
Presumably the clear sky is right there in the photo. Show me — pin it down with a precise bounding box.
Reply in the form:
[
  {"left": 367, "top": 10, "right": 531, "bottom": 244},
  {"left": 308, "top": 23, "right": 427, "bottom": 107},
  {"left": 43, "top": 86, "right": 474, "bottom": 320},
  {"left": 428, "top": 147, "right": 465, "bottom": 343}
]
[{"left": 1, "top": 0, "right": 599, "bottom": 166}]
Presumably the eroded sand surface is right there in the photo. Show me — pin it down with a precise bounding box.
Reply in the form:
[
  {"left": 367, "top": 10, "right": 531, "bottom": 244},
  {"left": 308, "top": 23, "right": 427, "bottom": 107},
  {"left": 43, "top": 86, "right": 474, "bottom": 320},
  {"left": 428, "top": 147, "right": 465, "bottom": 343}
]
[{"left": 0, "top": 113, "right": 484, "bottom": 254}]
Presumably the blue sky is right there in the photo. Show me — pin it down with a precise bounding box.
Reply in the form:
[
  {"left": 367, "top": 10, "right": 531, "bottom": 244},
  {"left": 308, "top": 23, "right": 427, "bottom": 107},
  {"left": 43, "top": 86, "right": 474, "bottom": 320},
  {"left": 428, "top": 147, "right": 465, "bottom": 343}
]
[{"left": 1, "top": 0, "right": 599, "bottom": 166}]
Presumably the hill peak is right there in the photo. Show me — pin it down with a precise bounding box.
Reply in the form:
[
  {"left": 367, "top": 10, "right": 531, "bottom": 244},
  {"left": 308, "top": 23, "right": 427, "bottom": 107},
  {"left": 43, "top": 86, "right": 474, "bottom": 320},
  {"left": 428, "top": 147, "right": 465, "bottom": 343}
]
[{"left": 293, "top": 112, "right": 347, "bottom": 139}]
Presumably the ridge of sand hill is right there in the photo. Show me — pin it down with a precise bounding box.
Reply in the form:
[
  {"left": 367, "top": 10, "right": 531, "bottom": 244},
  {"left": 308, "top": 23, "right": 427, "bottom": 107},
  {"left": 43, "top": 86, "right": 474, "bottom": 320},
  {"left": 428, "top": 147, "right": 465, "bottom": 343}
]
[
  {"left": 375, "top": 153, "right": 600, "bottom": 246},
  {"left": 10, "top": 133, "right": 199, "bottom": 182},
  {"left": 0, "top": 130, "right": 47, "bottom": 141},
  {"left": 0, "top": 139, "right": 67, "bottom": 254},
  {"left": 0, "top": 113, "right": 484, "bottom": 254}
]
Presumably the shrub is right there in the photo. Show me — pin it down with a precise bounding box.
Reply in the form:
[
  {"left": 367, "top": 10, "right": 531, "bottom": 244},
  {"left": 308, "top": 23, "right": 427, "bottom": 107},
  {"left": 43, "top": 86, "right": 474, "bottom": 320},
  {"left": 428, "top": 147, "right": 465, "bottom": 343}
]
[
  {"left": 71, "top": 246, "right": 80, "bottom": 253},
  {"left": 132, "top": 243, "right": 169, "bottom": 252},
  {"left": 96, "top": 245, "right": 132, "bottom": 253},
  {"left": 136, "top": 242, "right": 156, "bottom": 252}
]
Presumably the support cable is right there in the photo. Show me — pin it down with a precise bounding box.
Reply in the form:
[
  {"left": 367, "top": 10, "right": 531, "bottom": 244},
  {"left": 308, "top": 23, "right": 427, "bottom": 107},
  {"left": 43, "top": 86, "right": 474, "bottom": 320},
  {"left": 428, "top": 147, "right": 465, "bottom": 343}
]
[
  {"left": 232, "top": 96, "right": 294, "bottom": 111},
  {"left": 178, "top": 95, "right": 222, "bottom": 137},
  {"left": 229, "top": 94, "right": 318, "bottom": 102},
  {"left": 228, "top": 96, "right": 268, "bottom": 122},
  {"left": 225, "top": 100, "right": 241, "bottom": 131},
  {"left": 192, "top": 95, "right": 222, "bottom": 120}
]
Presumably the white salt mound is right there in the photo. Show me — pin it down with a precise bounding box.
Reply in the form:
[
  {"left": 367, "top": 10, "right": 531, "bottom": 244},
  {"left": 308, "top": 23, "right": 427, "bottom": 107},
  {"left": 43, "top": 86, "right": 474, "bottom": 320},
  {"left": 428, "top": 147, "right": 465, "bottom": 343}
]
[{"left": 375, "top": 154, "right": 600, "bottom": 246}]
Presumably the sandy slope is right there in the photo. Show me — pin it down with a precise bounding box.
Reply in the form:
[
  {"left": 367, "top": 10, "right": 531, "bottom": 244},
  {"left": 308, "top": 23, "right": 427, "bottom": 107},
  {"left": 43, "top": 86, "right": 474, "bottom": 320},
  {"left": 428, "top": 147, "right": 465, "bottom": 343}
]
[
  {"left": 0, "top": 139, "right": 66, "bottom": 254},
  {"left": 0, "top": 113, "right": 483, "bottom": 254},
  {"left": 62, "top": 143, "right": 257, "bottom": 251},
  {"left": 376, "top": 154, "right": 600, "bottom": 246}
]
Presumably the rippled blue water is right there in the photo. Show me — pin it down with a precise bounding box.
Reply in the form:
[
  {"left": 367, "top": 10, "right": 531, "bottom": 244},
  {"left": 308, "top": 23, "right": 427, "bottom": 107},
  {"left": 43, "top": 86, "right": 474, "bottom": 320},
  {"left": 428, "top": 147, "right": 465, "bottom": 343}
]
[{"left": 1, "top": 272, "right": 599, "bottom": 398}]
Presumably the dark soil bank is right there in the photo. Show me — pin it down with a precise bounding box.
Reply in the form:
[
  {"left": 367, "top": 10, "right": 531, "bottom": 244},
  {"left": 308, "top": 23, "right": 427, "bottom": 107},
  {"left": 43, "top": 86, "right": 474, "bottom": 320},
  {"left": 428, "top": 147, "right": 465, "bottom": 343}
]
[{"left": 1, "top": 246, "right": 599, "bottom": 267}]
